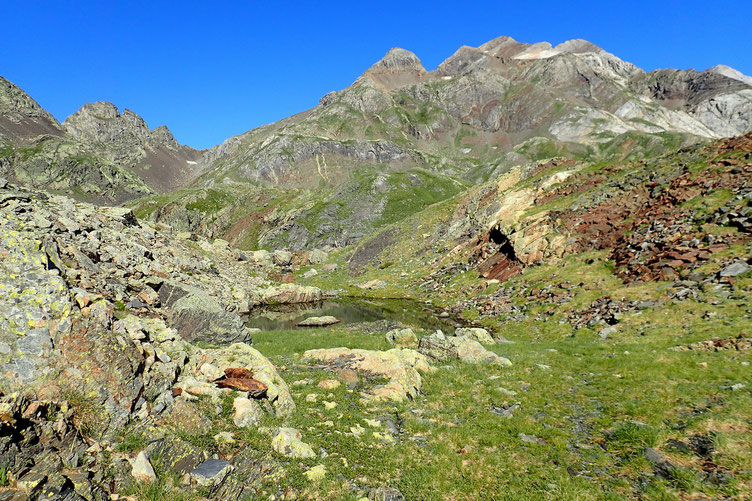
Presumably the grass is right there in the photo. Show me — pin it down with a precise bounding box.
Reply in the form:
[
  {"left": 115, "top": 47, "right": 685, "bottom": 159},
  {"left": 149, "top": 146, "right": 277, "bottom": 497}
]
[
  {"left": 117, "top": 429, "right": 148, "bottom": 453},
  {"left": 243, "top": 298, "right": 752, "bottom": 499},
  {"left": 60, "top": 389, "right": 104, "bottom": 438},
  {"left": 0, "top": 467, "right": 8, "bottom": 487}
]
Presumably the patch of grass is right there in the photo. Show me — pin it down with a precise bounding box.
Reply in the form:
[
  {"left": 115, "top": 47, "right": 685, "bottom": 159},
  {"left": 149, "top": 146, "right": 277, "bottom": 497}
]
[
  {"left": 60, "top": 390, "right": 103, "bottom": 438},
  {"left": 0, "top": 466, "right": 8, "bottom": 487},
  {"left": 117, "top": 430, "right": 148, "bottom": 453},
  {"left": 607, "top": 423, "right": 661, "bottom": 452}
]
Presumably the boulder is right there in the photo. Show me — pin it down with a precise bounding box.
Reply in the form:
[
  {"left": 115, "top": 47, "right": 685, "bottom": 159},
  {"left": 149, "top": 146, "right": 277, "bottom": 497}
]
[
  {"left": 182, "top": 343, "right": 295, "bottom": 417},
  {"left": 131, "top": 451, "right": 157, "bottom": 484},
  {"left": 297, "top": 315, "right": 340, "bottom": 327},
  {"left": 233, "top": 397, "right": 264, "bottom": 428},
  {"left": 249, "top": 250, "right": 272, "bottom": 265},
  {"left": 190, "top": 459, "right": 234, "bottom": 487},
  {"left": 256, "top": 283, "right": 322, "bottom": 305},
  {"left": 418, "top": 331, "right": 511, "bottom": 366},
  {"left": 307, "top": 248, "right": 328, "bottom": 264},
  {"left": 454, "top": 327, "right": 495, "bottom": 345},
  {"left": 303, "top": 347, "right": 431, "bottom": 404},
  {"left": 385, "top": 328, "right": 418, "bottom": 348},
  {"left": 271, "top": 427, "right": 315, "bottom": 458},
  {"left": 168, "top": 290, "right": 253, "bottom": 345},
  {"left": 272, "top": 250, "right": 293, "bottom": 266},
  {"left": 719, "top": 261, "right": 752, "bottom": 277}
]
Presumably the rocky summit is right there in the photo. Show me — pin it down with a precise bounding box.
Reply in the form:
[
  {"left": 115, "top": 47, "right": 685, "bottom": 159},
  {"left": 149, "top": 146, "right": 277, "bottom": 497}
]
[{"left": 1, "top": 35, "right": 752, "bottom": 501}]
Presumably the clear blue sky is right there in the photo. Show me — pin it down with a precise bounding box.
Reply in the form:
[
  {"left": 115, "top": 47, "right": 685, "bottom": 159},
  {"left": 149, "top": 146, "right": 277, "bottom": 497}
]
[{"left": 2, "top": 1, "right": 750, "bottom": 149}]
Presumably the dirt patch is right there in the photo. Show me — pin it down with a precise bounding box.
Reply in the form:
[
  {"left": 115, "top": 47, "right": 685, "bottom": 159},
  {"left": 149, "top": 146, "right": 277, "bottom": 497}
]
[{"left": 348, "top": 227, "right": 396, "bottom": 273}]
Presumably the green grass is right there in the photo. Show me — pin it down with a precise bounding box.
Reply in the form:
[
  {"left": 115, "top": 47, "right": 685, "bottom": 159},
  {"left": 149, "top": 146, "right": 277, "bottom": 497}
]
[{"left": 117, "top": 429, "right": 148, "bottom": 453}]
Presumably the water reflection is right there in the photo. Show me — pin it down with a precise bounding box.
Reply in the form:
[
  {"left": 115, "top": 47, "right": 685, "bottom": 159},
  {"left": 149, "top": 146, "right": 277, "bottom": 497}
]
[{"left": 245, "top": 298, "right": 457, "bottom": 332}]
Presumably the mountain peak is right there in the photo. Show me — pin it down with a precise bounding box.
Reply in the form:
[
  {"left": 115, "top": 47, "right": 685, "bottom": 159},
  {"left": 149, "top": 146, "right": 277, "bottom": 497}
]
[
  {"left": 478, "top": 36, "right": 531, "bottom": 58},
  {"left": 707, "top": 64, "right": 752, "bottom": 86},
  {"left": 554, "top": 38, "right": 604, "bottom": 54},
  {"left": 359, "top": 47, "right": 427, "bottom": 90},
  {"left": 371, "top": 47, "right": 426, "bottom": 72},
  {"left": 0, "top": 76, "right": 63, "bottom": 141}
]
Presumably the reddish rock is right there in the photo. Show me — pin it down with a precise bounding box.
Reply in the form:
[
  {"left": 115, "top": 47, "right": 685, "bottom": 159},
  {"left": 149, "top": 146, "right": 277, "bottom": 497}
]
[{"left": 213, "top": 368, "right": 268, "bottom": 398}]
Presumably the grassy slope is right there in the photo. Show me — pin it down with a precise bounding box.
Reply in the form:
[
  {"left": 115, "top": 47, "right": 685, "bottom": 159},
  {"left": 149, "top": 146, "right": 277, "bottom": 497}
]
[{"left": 247, "top": 139, "right": 752, "bottom": 499}]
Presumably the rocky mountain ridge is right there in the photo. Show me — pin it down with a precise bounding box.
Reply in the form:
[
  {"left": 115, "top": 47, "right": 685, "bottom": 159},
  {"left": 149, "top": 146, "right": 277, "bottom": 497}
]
[
  {"left": 127, "top": 36, "right": 752, "bottom": 251},
  {"left": 196, "top": 36, "right": 752, "bottom": 189},
  {"left": 0, "top": 80, "right": 203, "bottom": 202}
]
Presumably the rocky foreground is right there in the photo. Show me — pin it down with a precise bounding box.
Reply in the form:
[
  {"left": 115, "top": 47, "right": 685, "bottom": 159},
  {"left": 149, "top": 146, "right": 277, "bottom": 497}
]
[{"left": 0, "top": 178, "right": 511, "bottom": 499}]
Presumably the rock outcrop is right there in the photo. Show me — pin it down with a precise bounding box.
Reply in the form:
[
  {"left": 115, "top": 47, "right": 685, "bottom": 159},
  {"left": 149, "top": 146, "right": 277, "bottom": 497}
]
[
  {"left": 63, "top": 102, "right": 203, "bottom": 192},
  {"left": 303, "top": 347, "right": 432, "bottom": 404}
]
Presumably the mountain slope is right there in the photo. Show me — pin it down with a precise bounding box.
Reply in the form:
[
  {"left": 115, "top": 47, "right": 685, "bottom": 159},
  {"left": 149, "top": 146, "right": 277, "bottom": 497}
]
[
  {"left": 0, "top": 78, "right": 203, "bottom": 202},
  {"left": 137, "top": 36, "right": 752, "bottom": 250},
  {"left": 195, "top": 36, "right": 752, "bottom": 189},
  {"left": 63, "top": 101, "right": 203, "bottom": 192}
]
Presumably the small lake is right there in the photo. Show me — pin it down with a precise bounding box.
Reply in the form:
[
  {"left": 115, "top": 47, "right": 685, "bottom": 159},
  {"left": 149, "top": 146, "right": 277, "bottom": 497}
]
[{"left": 245, "top": 297, "right": 460, "bottom": 332}]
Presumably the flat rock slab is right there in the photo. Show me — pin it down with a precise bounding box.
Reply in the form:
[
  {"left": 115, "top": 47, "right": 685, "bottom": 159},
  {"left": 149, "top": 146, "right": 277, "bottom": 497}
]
[
  {"left": 190, "top": 459, "right": 233, "bottom": 486},
  {"left": 297, "top": 316, "right": 341, "bottom": 327}
]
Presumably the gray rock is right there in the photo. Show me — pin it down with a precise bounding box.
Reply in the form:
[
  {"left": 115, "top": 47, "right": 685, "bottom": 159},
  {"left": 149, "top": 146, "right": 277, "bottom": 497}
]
[
  {"left": 385, "top": 328, "right": 418, "bottom": 348},
  {"left": 297, "top": 315, "right": 341, "bottom": 327},
  {"left": 418, "top": 330, "right": 511, "bottom": 366},
  {"left": 190, "top": 458, "right": 233, "bottom": 487},
  {"left": 719, "top": 261, "right": 752, "bottom": 277},
  {"left": 455, "top": 327, "right": 495, "bottom": 344},
  {"left": 369, "top": 486, "right": 405, "bottom": 501},
  {"left": 169, "top": 290, "right": 253, "bottom": 345},
  {"left": 272, "top": 249, "right": 293, "bottom": 266},
  {"left": 131, "top": 451, "right": 157, "bottom": 484},
  {"left": 599, "top": 326, "right": 617, "bottom": 339}
]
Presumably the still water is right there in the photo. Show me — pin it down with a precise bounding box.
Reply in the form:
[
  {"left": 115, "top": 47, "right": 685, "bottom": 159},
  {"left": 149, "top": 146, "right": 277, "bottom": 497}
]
[{"left": 245, "top": 298, "right": 458, "bottom": 332}]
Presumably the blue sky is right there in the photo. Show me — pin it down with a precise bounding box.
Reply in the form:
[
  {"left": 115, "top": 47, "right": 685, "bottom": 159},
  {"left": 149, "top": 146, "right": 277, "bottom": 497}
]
[{"left": 2, "top": 0, "right": 750, "bottom": 149}]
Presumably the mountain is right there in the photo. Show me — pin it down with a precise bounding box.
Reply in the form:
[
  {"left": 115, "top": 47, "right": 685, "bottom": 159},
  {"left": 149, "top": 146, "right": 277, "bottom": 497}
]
[
  {"left": 0, "top": 76, "right": 64, "bottom": 141},
  {"left": 0, "top": 78, "right": 202, "bottom": 202},
  {"left": 137, "top": 36, "right": 752, "bottom": 250},
  {"left": 63, "top": 101, "right": 203, "bottom": 192},
  {"left": 2, "top": 35, "right": 752, "bottom": 501},
  {"left": 196, "top": 36, "right": 752, "bottom": 187}
]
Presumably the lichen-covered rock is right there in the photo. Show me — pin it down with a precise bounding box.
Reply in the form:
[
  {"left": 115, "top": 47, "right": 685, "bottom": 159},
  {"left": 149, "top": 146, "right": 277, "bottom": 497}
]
[
  {"left": 385, "top": 328, "right": 418, "bottom": 348},
  {"left": 255, "top": 283, "right": 322, "bottom": 305},
  {"left": 0, "top": 214, "right": 71, "bottom": 388},
  {"left": 418, "top": 330, "right": 511, "bottom": 366},
  {"left": 303, "top": 347, "right": 432, "bottom": 404},
  {"left": 454, "top": 327, "right": 495, "bottom": 345},
  {"left": 233, "top": 396, "right": 264, "bottom": 428},
  {"left": 131, "top": 451, "right": 157, "bottom": 484},
  {"left": 271, "top": 249, "right": 293, "bottom": 266},
  {"left": 181, "top": 342, "right": 295, "bottom": 417},
  {"left": 56, "top": 301, "right": 145, "bottom": 437},
  {"left": 271, "top": 427, "right": 315, "bottom": 458},
  {"left": 168, "top": 289, "right": 254, "bottom": 345}
]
